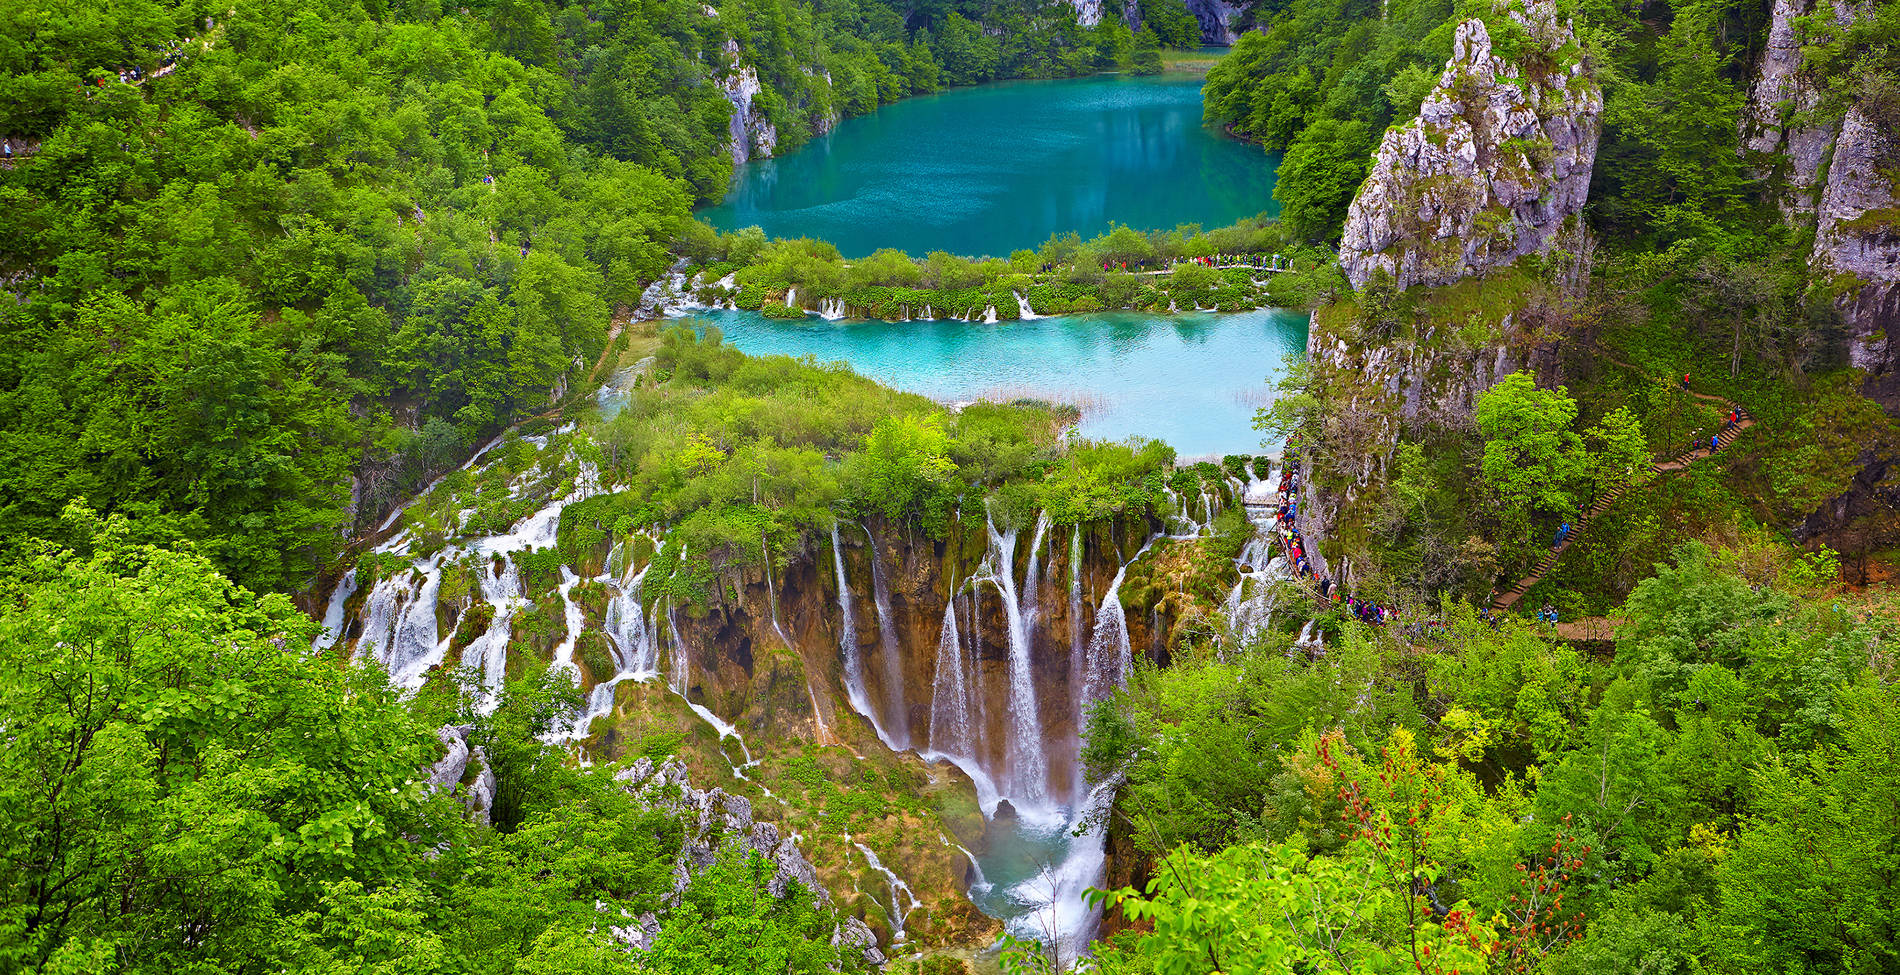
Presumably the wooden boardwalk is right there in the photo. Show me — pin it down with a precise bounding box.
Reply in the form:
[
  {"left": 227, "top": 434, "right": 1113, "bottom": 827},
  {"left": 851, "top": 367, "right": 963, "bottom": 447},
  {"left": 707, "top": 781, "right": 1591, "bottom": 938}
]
[{"left": 1491, "top": 381, "right": 1756, "bottom": 611}]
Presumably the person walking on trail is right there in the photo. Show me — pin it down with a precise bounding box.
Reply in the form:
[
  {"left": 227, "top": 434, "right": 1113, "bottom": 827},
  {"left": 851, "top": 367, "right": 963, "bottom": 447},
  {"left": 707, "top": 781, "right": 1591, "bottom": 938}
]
[
  {"left": 1710, "top": 433, "right": 1720, "bottom": 455},
  {"left": 1682, "top": 373, "right": 1691, "bottom": 391},
  {"left": 1727, "top": 408, "right": 1738, "bottom": 431},
  {"left": 1555, "top": 522, "right": 1571, "bottom": 547}
]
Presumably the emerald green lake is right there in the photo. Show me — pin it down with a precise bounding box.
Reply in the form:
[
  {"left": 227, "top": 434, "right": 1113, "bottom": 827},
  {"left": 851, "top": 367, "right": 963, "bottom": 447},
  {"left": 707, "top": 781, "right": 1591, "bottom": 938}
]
[{"left": 699, "top": 74, "right": 1281, "bottom": 258}]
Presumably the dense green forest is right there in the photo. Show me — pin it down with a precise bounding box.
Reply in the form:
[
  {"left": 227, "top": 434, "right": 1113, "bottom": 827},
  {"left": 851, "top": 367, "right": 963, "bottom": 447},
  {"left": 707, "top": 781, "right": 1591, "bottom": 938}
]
[
  {"left": 0, "top": 0, "right": 1197, "bottom": 593},
  {"left": 6, "top": 0, "right": 1900, "bottom": 969},
  {"left": 1085, "top": 541, "right": 1900, "bottom": 973}
]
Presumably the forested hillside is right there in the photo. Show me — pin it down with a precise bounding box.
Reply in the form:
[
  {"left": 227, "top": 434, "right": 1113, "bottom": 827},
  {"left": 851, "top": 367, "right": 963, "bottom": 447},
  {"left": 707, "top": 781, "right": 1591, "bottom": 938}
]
[{"left": 0, "top": 0, "right": 1193, "bottom": 592}]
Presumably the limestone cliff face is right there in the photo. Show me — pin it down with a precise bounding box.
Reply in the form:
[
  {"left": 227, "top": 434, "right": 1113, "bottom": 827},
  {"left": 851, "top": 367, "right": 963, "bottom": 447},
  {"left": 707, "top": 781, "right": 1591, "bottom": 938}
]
[
  {"left": 1811, "top": 104, "right": 1900, "bottom": 410},
  {"left": 1184, "top": 0, "right": 1247, "bottom": 44},
  {"left": 719, "top": 61, "right": 778, "bottom": 166},
  {"left": 1338, "top": 2, "right": 1600, "bottom": 290},
  {"left": 1738, "top": 0, "right": 1861, "bottom": 212}
]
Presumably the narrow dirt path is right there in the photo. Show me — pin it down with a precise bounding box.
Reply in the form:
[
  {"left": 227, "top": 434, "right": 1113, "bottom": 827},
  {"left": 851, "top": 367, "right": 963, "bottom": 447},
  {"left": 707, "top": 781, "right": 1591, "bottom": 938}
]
[{"left": 1492, "top": 366, "right": 1757, "bottom": 611}]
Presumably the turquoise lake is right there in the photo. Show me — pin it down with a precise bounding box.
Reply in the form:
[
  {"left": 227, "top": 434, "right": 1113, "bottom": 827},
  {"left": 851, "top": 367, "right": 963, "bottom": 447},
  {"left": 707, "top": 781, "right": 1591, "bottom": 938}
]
[
  {"left": 698, "top": 73, "right": 1281, "bottom": 258},
  {"left": 686, "top": 308, "right": 1306, "bottom": 458}
]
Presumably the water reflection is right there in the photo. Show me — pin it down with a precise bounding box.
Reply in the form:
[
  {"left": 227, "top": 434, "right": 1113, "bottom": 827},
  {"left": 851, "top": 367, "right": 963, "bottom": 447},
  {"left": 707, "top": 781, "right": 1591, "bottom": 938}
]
[
  {"left": 699, "top": 75, "right": 1282, "bottom": 258},
  {"left": 685, "top": 307, "right": 1308, "bottom": 459}
]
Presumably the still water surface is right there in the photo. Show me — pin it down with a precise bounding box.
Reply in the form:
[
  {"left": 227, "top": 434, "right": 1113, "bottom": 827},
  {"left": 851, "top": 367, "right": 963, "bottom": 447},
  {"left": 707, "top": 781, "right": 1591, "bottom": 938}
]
[
  {"left": 687, "top": 308, "right": 1306, "bottom": 458},
  {"left": 699, "top": 74, "right": 1280, "bottom": 258}
]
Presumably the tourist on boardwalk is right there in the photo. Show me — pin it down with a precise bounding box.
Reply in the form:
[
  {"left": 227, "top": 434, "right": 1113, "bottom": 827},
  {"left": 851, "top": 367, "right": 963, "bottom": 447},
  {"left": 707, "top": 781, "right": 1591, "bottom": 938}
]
[
  {"left": 1710, "top": 433, "right": 1719, "bottom": 455},
  {"left": 1555, "top": 522, "right": 1571, "bottom": 547}
]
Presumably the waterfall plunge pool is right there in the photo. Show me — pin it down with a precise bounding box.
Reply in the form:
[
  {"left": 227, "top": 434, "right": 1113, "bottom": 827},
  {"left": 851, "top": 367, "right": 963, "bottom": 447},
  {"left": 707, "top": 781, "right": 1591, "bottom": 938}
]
[{"left": 683, "top": 308, "right": 1309, "bottom": 460}]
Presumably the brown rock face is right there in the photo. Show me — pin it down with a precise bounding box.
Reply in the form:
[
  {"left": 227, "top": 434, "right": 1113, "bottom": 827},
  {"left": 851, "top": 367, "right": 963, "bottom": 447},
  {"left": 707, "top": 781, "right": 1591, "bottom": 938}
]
[{"left": 673, "top": 510, "right": 1162, "bottom": 806}]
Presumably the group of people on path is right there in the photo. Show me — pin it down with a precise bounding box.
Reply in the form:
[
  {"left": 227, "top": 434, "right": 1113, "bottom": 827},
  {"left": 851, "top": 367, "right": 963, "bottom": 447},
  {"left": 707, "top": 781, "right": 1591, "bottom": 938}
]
[{"left": 1272, "top": 438, "right": 1401, "bottom": 627}]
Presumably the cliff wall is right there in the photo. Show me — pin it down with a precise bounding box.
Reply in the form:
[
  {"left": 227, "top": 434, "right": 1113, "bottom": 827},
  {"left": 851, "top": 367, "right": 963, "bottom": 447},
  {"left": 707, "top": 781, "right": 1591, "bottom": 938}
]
[{"left": 1338, "top": 0, "right": 1600, "bottom": 291}]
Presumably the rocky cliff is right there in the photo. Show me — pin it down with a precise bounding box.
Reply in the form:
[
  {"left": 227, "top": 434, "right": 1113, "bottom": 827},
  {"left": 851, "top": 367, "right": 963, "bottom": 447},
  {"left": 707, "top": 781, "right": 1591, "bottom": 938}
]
[
  {"left": 1338, "top": 1, "right": 1600, "bottom": 291},
  {"left": 1185, "top": 0, "right": 1247, "bottom": 44},
  {"left": 1738, "top": 0, "right": 1862, "bottom": 212},
  {"left": 1810, "top": 104, "right": 1900, "bottom": 411},
  {"left": 719, "top": 61, "right": 778, "bottom": 166}
]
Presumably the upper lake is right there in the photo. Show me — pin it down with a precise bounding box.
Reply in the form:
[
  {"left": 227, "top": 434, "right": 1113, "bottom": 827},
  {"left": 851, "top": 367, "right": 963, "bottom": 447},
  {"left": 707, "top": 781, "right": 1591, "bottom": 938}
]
[{"left": 698, "top": 73, "right": 1281, "bottom": 258}]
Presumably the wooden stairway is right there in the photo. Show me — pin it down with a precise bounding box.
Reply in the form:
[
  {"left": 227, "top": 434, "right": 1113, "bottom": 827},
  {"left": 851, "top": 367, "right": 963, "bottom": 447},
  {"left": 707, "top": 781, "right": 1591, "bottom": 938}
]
[{"left": 1491, "top": 395, "right": 1757, "bottom": 611}]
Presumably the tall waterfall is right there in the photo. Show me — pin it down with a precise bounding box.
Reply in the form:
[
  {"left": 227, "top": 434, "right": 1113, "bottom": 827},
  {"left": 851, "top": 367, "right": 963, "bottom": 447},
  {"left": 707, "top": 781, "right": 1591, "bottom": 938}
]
[
  {"left": 978, "top": 510, "right": 1051, "bottom": 808},
  {"left": 928, "top": 601, "right": 975, "bottom": 760},
  {"left": 864, "top": 524, "right": 912, "bottom": 749},
  {"left": 834, "top": 524, "right": 901, "bottom": 750}
]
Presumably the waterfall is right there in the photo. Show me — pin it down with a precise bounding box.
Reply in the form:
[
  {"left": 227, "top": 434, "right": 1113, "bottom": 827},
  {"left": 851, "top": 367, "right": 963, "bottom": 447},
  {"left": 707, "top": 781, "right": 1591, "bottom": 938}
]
[
  {"left": 818, "top": 297, "right": 847, "bottom": 320},
  {"left": 980, "top": 510, "right": 1050, "bottom": 807},
  {"left": 1067, "top": 526, "right": 1085, "bottom": 722},
  {"left": 665, "top": 603, "right": 756, "bottom": 768},
  {"left": 1014, "top": 291, "right": 1042, "bottom": 320},
  {"left": 1223, "top": 462, "right": 1294, "bottom": 650},
  {"left": 784, "top": 285, "right": 798, "bottom": 308},
  {"left": 314, "top": 569, "right": 358, "bottom": 651},
  {"left": 921, "top": 303, "right": 933, "bottom": 320},
  {"left": 549, "top": 569, "right": 585, "bottom": 671},
  {"left": 462, "top": 556, "right": 524, "bottom": 711},
  {"left": 863, "top": 523, "right": 912, "bottom": 749},
  {"left": 1078, "top": 563, "right": 1131, "bottom": 726},
  {"left": 928, "top": 600, "right": 974, "bottom": 760},
  {"left": 762, "top": 532, "right": 794, "bottom": 651},
  {"left": 982, "top": 305, "right": 999, "bottom": 324},
  {"left": 853, "top": 839, "right": 922, "bottom": 941},
  {"left": 833, "top": 524, "right": 901, "bottom": 750}
]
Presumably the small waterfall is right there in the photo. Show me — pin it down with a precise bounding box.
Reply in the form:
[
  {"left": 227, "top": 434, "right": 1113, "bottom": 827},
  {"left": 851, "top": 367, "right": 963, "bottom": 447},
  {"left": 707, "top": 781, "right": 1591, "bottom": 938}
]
[
  {"left": 921, "top": 303, "right": 933, "bottom": 320},
  {"left": 818, "top": 297, "right": 848, "bottom": 320},
  {"left": 1077, "top": 560, "right": 1133, "bottom": 739},
  {"left": 762, "top": 532, "right": 794, "bottom": 651},
  {"left": 549, "top": 569, "right": 585, "bottom": 670},
  {"left": 853, "top": 839, "right": 921, "bottom": 940},
  {"left": 665, "top": 603, "right": 756, "bottom": 768},
  {"left": 354, "top": 563, "right": 449, "bottom": 690},
  {"left": 864, "top": 523, "right": 912, "bottom": 750},
  {"left": 465, "top": 556, "right": 524, "bottom": 711},
  {"left": 833, "top": 524, "right": 901, "bottom": 750},
  {"left": 1014, "top": 291, "right": 1041, "bottom": 320},
  {"left": 314, "top": 569, "right": 358, "bottom": 651},
  {"left": 982, "top": 305, "right": 999, "bottom": 324},
  {"left": 784, "top": 285, "right": 798, "bottom": 308}
]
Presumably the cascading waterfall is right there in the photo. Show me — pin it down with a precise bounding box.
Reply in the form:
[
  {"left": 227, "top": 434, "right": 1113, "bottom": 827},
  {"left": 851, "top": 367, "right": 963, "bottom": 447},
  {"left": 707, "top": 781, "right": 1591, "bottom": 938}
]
[
  {"left": 314, "top": 568, "right": 358, "bottom": 650},
  {"left": 465, "top": 556, "right": 524, "bottom": 711},
  {"left": 1225, "top": 466, "right": 1292, "bottom": 651},
  {"left": 982, "top": 305, "right": 999, "bottom": 324},
  {"left": 833, "top": 524, "right": 902, "bottom": 750},
  {"left": 853, "top": 839, "right": 922, "bottom": 941},
  {"left": 665, "top": 602, "right": 756, "bottom": 768},
  {"left": 1014, "top": 291, "right": 1042, "bottom": 320},
  {"left": 863, "top": 523, "right": 912, "bottom": 750},
  {"left": 978, "top": 510, "right": 1051, "bottom": 808},
  {"left": 1077, "top": 560, "right": 1134, "bottom": 746},
  {"left": 784, "top": 285, "right": 798, "bottom": 308},
  {"left": 1067, "top": 526, "right": 1085, "bottom": 724},
  {"left": 927, "top": 600, "right": 975, "bottom": 761}
]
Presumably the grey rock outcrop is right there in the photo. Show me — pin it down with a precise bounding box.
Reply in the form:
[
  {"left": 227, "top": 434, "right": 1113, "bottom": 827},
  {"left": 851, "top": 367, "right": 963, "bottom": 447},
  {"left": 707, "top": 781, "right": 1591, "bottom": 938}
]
[
  {"left": 1339, "top": 1, "right": 1601, "bottom": 290},
  {"left": 1811, "top": 105, "right": 1900, "bottom": 410},
  {"left": 1738, "top": 0, "right": 1861, "bottom": 212},
  {"left": 425, "top": 724, "right": 495, "bottom": 824},
  {"left": 720, "top": 61, "right": 778, "bottom": 165},
  {"left": 1185, "top": 0, "right": 1247, "bottom": 44},
  {"left": 612, "top": 758, "right": 886, "bottom": 966}
]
